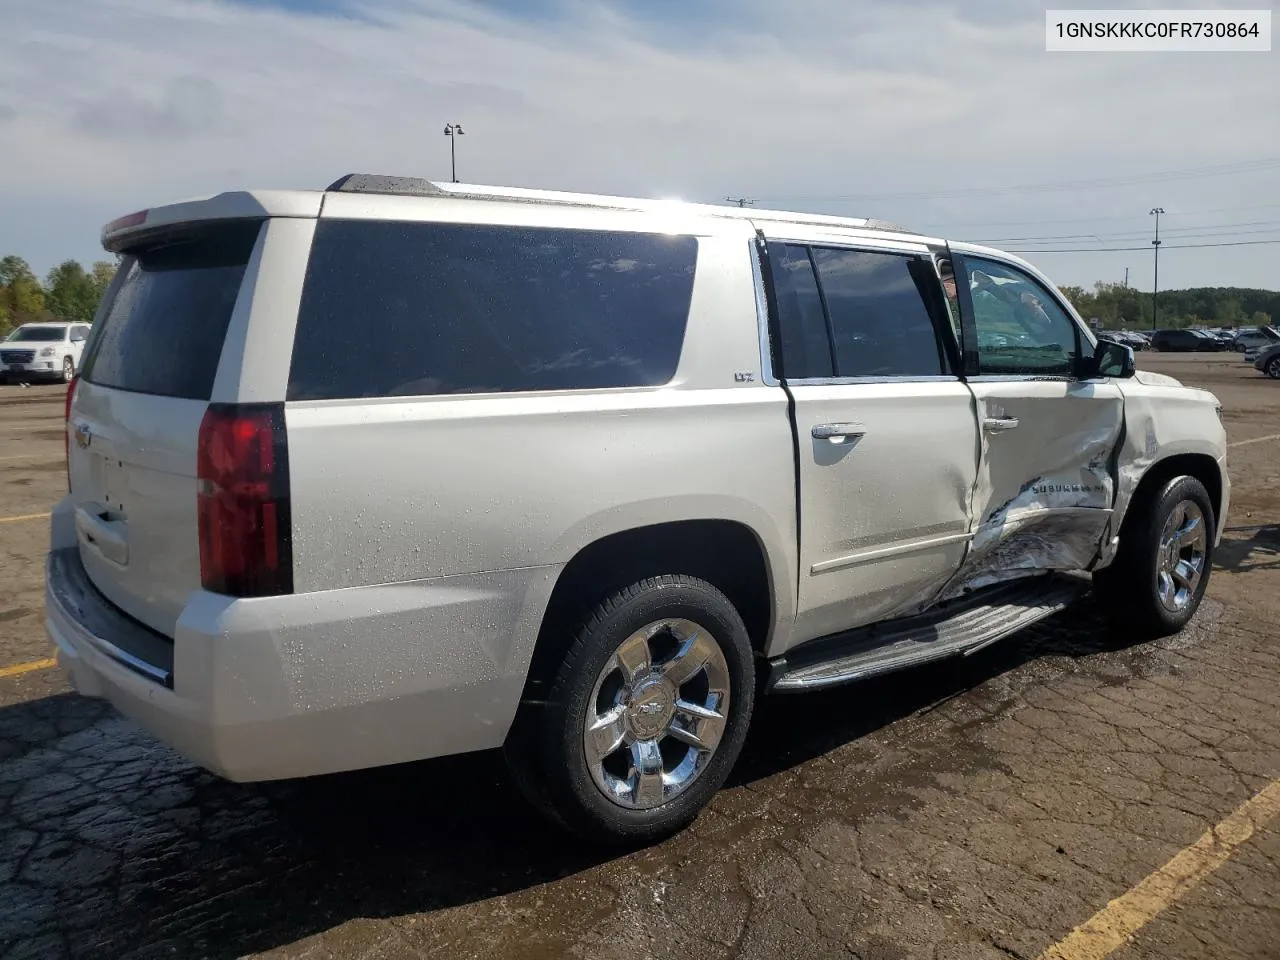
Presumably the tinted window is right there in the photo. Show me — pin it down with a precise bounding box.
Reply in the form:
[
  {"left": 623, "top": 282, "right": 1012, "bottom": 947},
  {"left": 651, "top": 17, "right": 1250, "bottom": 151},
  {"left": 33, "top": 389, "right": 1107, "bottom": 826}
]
[
  {"left": 82, "top": 221, "right": 260, "bottom": 399},
  {"left": 8, "top": 326, "right": 66, "bottom": 342},
  {"left": 959, "top": 257, "right": 1080, "bottom": 376},
  {"left": 289, "top": 221, "right": 697, "bottom": 399},
  {"left": 810, "top": 247, "right": 945, "bottom": 378},
  {"left": 767, "top": 244, "right": 833, "bottom": 379}
]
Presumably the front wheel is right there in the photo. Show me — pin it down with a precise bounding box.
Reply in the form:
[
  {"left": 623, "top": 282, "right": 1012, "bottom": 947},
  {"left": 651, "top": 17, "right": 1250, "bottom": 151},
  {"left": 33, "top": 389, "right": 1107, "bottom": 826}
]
[
  {"left": 1094, "top": 475, "right": 1214, "bottom": 637},
  {"left": 505, "top": 575, "right": 755, "bottom": 844},
  {"left": 1267, "top": 356, "right": 1280, "bottom": 380}
]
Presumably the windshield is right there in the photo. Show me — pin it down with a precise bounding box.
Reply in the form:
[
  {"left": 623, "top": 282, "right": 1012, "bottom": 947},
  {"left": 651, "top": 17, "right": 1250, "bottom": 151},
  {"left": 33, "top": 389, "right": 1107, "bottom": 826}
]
[{"left": 6, "top": 326, "right": 67, "bottom": 342}]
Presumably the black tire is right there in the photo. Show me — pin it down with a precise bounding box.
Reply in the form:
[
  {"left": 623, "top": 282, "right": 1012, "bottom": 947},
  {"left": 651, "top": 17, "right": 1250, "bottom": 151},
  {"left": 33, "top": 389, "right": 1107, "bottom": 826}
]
[
  {"left": 505, "top": 575, "right": 755, "bottom": 845},
  {"left": 61, "top": 356, "right": 74, "bottom": 383},
  {"left": 1094, "top": 475, "right": 1215, "bottom": 638},
  {"left": 1267, "top": 356, "right": 1280, "bottom": 380}
]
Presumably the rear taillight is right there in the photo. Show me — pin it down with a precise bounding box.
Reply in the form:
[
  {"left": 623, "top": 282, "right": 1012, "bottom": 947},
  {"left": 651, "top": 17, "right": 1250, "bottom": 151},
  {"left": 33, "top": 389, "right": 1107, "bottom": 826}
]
[
  {"left": 64, "top": 375, "right": 79, "bottom": 491},
  {"left": 197, "top": 403, "right": 293, "bottom": 597}
]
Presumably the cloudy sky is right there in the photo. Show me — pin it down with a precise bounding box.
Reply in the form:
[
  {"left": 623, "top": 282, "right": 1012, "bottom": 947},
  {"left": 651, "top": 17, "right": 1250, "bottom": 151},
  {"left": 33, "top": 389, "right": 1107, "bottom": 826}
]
[{"left": 2, "top": 0, "right": 1278, "bottom": 291}]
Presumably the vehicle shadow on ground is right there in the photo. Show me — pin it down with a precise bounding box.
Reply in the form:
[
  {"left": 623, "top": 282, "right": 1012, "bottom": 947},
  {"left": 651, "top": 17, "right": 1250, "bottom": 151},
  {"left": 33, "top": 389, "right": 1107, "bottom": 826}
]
[
  {"left": 1214, "top": 524, "right": 1280, "bottom": 574},
  {"left": 733, "top": 595, "right": 1135, "bottom": 786},
  {"left": 0, "top": 595, "right": 1146, "bottom": 959}
]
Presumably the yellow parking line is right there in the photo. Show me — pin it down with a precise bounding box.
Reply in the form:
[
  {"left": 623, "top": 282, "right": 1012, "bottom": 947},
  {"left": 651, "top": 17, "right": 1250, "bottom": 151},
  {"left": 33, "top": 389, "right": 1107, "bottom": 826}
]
[
  {"left": 0, "top": 512, "right": 50, "bottom": 524},
  {"left": 1038, "top": 779, "right": 1280, "bottom": 960},
  {"left": 1229, "top": 432, "right": 1280, "bottom": 448},
  {"left": 0, "top": 657, "right": 58, "bottom": 679}
]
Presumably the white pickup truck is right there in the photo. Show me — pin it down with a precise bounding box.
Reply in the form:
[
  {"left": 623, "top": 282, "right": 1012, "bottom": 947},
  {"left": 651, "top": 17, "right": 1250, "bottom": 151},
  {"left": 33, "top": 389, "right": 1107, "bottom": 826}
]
[{"left": 47, "top": 175, "right": 1228, "bottom": 843}]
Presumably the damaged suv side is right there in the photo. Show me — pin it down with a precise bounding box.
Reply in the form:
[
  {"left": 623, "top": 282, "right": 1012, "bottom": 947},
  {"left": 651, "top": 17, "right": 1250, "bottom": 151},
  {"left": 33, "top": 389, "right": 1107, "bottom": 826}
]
[
  {"left": 49, "top": 179, "right": 1228, "bottom": 845},
  {"left": 925, "top": 254, "right": 1226, "bottom": 626}
]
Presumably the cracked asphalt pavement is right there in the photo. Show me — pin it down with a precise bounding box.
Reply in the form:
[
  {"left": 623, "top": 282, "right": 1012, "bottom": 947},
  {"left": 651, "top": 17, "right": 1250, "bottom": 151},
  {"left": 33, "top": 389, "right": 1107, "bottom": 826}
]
[{"left": 2, "top": 354, "right": 1278, "bottom": 960}]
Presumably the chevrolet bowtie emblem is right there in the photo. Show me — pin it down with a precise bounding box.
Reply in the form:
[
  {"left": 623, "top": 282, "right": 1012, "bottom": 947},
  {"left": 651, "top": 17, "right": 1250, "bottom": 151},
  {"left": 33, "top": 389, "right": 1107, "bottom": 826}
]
[{"left": 74, "top": 423, "right": 92, "bottom": 450}]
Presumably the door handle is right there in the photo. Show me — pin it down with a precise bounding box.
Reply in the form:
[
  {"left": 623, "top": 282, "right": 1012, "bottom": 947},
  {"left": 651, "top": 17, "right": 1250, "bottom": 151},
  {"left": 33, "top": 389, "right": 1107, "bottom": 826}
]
[
  {"left": 75, "top": 503, "right": 129, "bottom": 566},
  {"left": 983, "top": 416, "right": 1020, "bottom": 433},
  {"left": 811, "top": 423, "right": 865, "bottom": 444}
]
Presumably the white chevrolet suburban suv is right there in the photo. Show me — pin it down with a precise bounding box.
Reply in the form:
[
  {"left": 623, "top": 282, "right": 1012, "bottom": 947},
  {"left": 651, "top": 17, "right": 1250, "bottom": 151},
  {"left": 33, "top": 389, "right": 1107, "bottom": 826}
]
[
  {"left": 47, "top": 175, "right": 1229, "bottom": 843},
  {"left": 2, "top": 322, "right": 91, "bottom": 383}
]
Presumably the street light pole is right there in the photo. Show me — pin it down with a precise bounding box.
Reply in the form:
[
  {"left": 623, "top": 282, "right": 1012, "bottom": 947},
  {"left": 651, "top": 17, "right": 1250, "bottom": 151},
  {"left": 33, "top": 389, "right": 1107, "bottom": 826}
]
[
  {"left": 1149, "top": 207, "right": 1164, "bottom": 330},
  {"left": 443, "top": 123, "right": 465, "bottom": 182}
]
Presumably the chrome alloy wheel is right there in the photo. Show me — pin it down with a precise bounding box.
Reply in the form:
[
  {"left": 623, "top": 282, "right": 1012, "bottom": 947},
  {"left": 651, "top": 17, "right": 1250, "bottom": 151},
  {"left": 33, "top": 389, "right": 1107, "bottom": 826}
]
[
  {"left": 1156, "top": 500, "right": 1208, "bottom": 613},
  {"left": 583, "top": 618, "right": 730, "bottom": 810}
]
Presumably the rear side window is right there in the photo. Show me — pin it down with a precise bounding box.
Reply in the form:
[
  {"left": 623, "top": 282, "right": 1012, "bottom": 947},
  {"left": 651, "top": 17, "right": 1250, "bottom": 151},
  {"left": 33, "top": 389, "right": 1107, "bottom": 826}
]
[
  {"left": 810, "top": 247, "right": 946, "bottom": 378},
  {"left": 767, "top": 244, "right": 834, "bottom": 380},
  {"left": 767, "top": 243, "right": 949, "bottom": 380},
  {"left": 82, "top": 221, "right": 261, "bottom": 399},
  {"left": 288, "top": 220, "right": 698, "bottom": 400}
]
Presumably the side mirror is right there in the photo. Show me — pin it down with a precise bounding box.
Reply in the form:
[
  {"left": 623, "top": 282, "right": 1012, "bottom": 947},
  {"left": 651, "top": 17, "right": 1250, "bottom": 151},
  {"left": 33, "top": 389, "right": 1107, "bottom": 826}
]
[{"left": 1084, "top": 338, "right": 1135, "bottom": 379}]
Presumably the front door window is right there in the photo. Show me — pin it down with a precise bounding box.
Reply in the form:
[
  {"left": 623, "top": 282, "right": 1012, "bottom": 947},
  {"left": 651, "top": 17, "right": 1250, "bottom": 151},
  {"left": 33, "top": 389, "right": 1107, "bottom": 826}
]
[{"left": 958, "top": 257, "right": 1082, "bottom": 377}]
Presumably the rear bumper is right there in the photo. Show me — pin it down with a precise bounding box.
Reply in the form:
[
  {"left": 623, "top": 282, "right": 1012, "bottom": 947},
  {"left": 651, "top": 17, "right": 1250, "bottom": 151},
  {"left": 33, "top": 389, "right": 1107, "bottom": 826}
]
[
  {"left": 46, "top": 503, "right": 559, "bottom": 782},
  {"left": 47, "top": 547, "right": 174, "bottom": 685}
]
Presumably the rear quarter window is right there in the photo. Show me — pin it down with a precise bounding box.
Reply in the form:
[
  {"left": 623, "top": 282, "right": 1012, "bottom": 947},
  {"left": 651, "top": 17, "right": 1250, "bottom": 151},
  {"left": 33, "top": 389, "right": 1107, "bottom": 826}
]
[
  {"left": 81, "top": 221, "right": 261, "bottom": 400},
  {"left": 288, "top": 220, "right": 698, "bottom": 400}
]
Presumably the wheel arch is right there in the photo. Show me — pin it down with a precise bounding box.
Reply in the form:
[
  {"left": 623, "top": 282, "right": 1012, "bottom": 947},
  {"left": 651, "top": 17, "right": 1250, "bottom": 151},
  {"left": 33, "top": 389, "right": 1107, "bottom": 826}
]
[
  {"left": 522, "top": 518, "right": 780, "bottom": 703},
  {"left": 1115, "top": 452, "right": 1224, "bottom": 550}
]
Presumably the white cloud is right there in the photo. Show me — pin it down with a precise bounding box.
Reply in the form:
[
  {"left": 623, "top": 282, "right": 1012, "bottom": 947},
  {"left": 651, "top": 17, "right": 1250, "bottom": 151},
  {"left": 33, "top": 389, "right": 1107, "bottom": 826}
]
[{"left": 1, "top": 0, "right": 1278, "bottom": 290}]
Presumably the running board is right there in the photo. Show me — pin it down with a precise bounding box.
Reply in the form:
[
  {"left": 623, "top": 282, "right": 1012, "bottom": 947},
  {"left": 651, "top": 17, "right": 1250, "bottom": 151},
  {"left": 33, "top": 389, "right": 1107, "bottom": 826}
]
[{"left": 768, "top": 575, "right": 1088, "bottom": 693}]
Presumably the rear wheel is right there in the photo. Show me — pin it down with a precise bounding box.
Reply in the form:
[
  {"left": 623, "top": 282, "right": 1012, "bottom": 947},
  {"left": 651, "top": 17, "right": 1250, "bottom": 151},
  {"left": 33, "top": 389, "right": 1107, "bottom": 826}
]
[
  {"left": 505, "top": 575, "right": 754, "bottom": 844},
  {"left": 1267, "top": 356, "right": 1280, "bottom": 380},
  {"left": 1094, "top": 475, "right": 1214, "bottom": 637},
  {"left": 61, "top": 356, "right": 74, "bottom": 383}
]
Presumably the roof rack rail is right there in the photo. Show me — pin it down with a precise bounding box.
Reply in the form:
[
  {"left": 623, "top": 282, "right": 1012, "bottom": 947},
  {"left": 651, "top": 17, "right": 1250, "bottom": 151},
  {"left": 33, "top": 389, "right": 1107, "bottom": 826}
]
[
  {"left": 321, "top": 174, "right": 916, "bottom": 235},
  {"left": 860, "top": 218, "right": 911, "bottom": 233},
  {"left": 325, "top": 174, "right": 445, "bottom": 197}
]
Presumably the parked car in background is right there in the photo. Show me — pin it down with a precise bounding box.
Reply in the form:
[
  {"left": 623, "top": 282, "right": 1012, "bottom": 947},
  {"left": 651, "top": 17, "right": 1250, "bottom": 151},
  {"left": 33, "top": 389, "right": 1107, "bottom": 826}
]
[
  {"left": 1254, "top": 341, "right": 1280, "bottom": 379},
  {"left": 1234, "top": 326, "right": 1280, "bottom": 353},
  {"left": 1, "top": 323, "right": 92, "bottom": 383},
  {"left": 1190, "top": 328, "right": 1232, "bottom": 348},
  {"left": 1150, "top": 329, "right": 1225, "bottom": 352},
  {"left": 47, "top": 175, "right": 1230, "bottom": 843},
  {"left": 1102, "top": 330, "right": 1148, "bottom": 351}
]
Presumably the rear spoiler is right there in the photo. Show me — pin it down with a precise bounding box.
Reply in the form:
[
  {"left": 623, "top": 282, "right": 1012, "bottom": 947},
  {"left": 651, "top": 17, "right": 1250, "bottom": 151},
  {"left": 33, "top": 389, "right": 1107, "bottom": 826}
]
[{"left": 101, "top": 190, "right": 323, "bottom": 252}]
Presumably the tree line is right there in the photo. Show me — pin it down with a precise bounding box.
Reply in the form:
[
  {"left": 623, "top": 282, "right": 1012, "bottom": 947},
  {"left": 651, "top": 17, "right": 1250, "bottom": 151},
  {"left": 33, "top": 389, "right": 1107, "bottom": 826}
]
[
  {"left": 1057, "top": 281, "right": 1276, "bottom": 331},
  {"left": 0, "top": 255, "right": 117, "bottom": 335}
]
